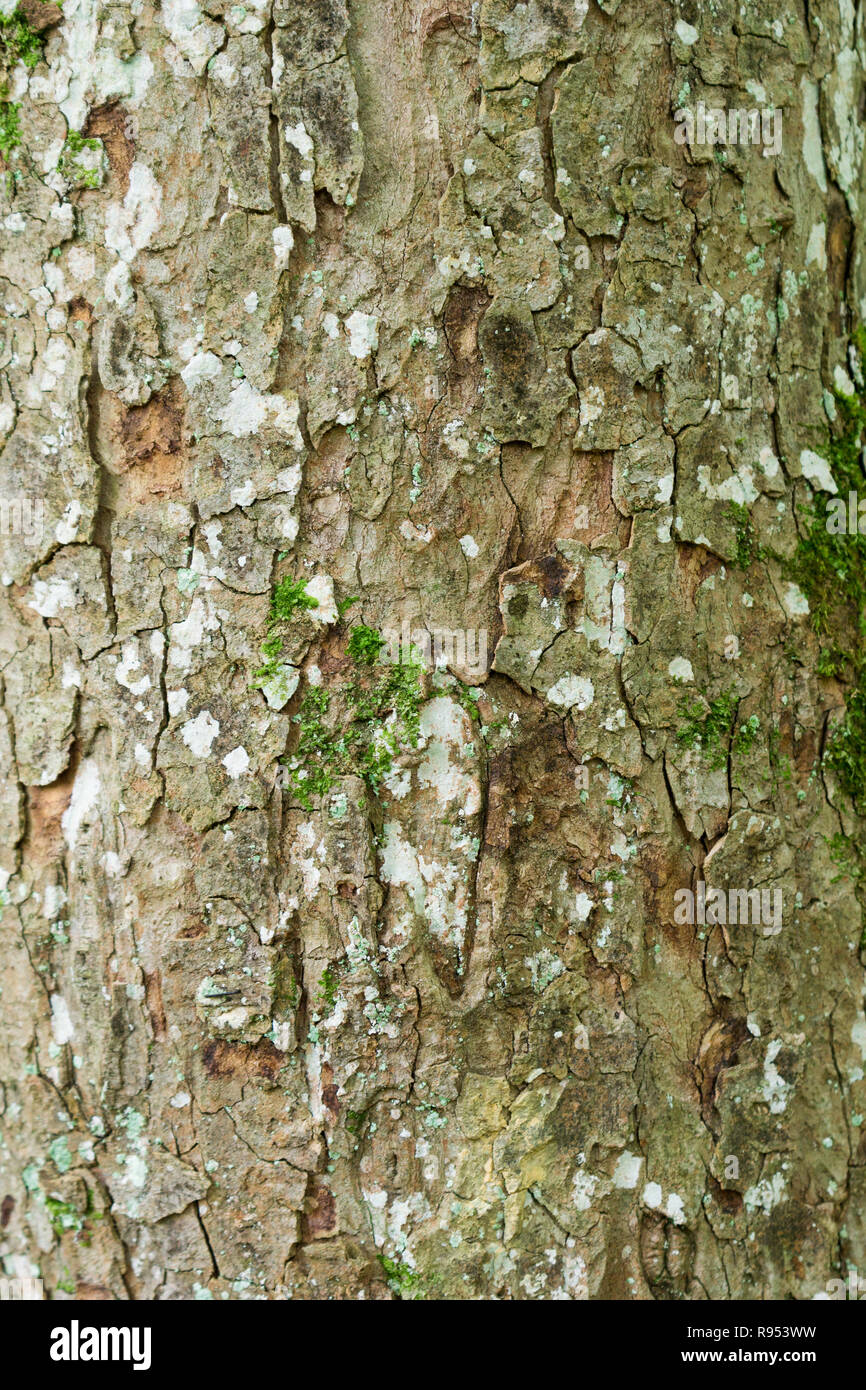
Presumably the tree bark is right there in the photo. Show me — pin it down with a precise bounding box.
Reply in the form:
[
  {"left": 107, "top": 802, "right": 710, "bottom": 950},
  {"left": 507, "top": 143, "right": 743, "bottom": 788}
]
[{"left": 1, "top": 0, "right": 865, "bottom": 1300}]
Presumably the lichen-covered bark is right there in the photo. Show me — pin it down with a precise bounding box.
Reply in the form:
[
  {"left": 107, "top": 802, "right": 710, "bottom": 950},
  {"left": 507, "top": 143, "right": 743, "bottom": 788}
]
[{"left": 1, "top": 0, "right": 866, "bottom": 1301}]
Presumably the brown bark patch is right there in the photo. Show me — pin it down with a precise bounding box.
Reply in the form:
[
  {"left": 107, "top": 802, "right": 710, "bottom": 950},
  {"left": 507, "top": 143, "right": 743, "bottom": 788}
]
[
  {"left": 695, "top": 1016, "right": 751, "bottom": 1128},
  {"left": 708, "top": 1174, "right": 743, "bottom": 1215},
  {"left": 26, "top": 757, "right": 78, "bottom": 867},
  {"left": 484, "top": 750, "right": 513, "bottom": 849},
  {"left": 303, "top": 1181, "right": 337, "bottom": 1240},
  {"left": 201, "top": 1039, "right": 287, "bottom": 1082},
  {"left": 18, "top": 1, "right": 62, "bottom": 32},
  {"left": 68, "top": 297, "right": 94, "bottom": 329},
  {"left": 74, "top": 1282, "right": 113, "bottom": 1300},
  {"left": 443, "top": 283, "right": 491, "bottom": 376},
  {"left": 675, "top": 542, "right": 722, "bottom": 607},
  {"left": 144, "top": 970, "right": 167, "bottom": 1038},
  {"left": 305, "top": 425, "right": 352, "bottom": 495},
  {"left": 120, "top": 382, "right": 185, "bottom": 474},
  {"left": 97, "top": 382, "right": 188, "bottom": 512},
  {"left": 83, "top": 104, "right": 134, "bottom": 195}
]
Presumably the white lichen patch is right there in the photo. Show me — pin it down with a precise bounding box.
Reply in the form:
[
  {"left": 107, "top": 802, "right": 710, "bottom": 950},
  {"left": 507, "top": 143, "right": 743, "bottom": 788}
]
[
  {"left": 668, "top": 656, "right": 694, "bottom": 683},
  {"left": 258, "top": 664, "right": 299, "bottom": 711},
  {"left": 28, "top": 577, "right": 76, "bottom": 618},
  {"left": 61, "top": 759, "right": 101, "bottom": 849},
  {"left": 344, "top": 311, "right": 379, "bottom": 360},
  {"left": 221, "top": 746, "right": 250, "bottom": 779},
  {"left": 50, "top": 995, "right": 75, "bottom": 1046},
  {"left": 744, "top": 1171, "right": 786, "bottom": 1216},
  {"left": 105, "top": 163, "right": 163, "bottom": 265},
  {"left": 272, "top": 225, "right": 294, "bottom": 270},
  {"left": 696, "top": 462, "right": 758, "bottom": 506},
  {"left": 579, "top": 383, "right": 605, "bottom": 426},
  {"left": 168, "top": 595, "right": 221, "bottom": 673},
  {"left": 303, "top": 575, "right": 338, "bottom": 625},
  {"left": 572, "top": 1168, "right": 599, "bottom": 1211},
  {"left": 799, "top": 448, "right": 837, "bottom": 493},
  {"left": 180, "top": 709, "right": 220, "bottom": 758},
  {"left": 806, "top": 222, "right": 827, "bottom": 270},
  {"left": 612, "top": 1150, "right": 642, "bottom": 1189},
  {"left": 800, "top": 77, "right": 828, "bottom": 193},
  {"left": 762, "top": 1040, "right": 791, "bottom": 1114},
  {"left": 547, "top": 674, "right": 594, "bottom": 710},
  {"left": 674, "top": 18, "right": 698, "bottom": 44},
  {"left": 161, "top": 0, "right": 224, "bottom": 74},
  {"left": 417, "top": 698, "right": 481, "bottom": 814},
  {"left": 215, "top": 380, "right": 303, "bottom": 445},
  {"left": 781, "top": 583, "right": 809, "bottom": 618},
  {"left": 115, "top": 642, "right": 152, "bottom": 696}
]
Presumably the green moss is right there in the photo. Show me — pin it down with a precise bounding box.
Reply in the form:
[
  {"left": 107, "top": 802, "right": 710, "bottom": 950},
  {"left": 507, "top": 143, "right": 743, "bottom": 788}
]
[
  {"left": 57, "top": 130, "right": 104, "bottom": 187},
  {"left": 270, "top": 957, "right": 299, "bottom": 1013},
  {"left": 269, "top": 575, "right": 318, "bottom": 624},
  {"left": 605, "top": 775, "right": 633, "bottom": 807},
  {"left": 824, "top": 833, "right": 866, "bottom": 950},
  {"left": 825, "top": 691, "right": 866, "bottom": 804},
  {"left": 336, "top": 594, "right": 359, "bottom": 619},
  {"left": 251, "top": 576, "right": 317, "bottom": 693},
  {"left": 251, "top": 632, "right": 285, "bottom": 691},
  {"left": 727, "top": 501, "right": 756, "bottom": 567},
  {"left": 453, "top": 683, "right": 482, "bottom": 724},
  {"left": 44, "top": 1196, "right": 83, "bottom": 1237},
  {"left": 790, "top": 329, "right": 866, "bottom": 810},
  {"left": 377, "top": 1253, "right": 423, "bottom": 1299},
  {"left": 348, "top": 649, "right": 424, "bottom": 746},
  {"left": 64, "top": 130, "right": 96, "bottom": 155},
  {"left": 285, "top": 686, "right": 338, "bottom": 805},
  {"left": 316, "top": 965, "right": 341, "bottom": 1012},
  {"left": 767, "top": 724, "right": 792, "bottom": 785},
  {"left": 734, "top": 713, "right": 760, "bottom": 753},
  {"left": 825, "top": 831, "right": 864, "bottom": 884},
  {"left": 346, "top": 624, "right": 385, "bottom": 665},
  {"left": 0, "top": 11, "right": 37, "bottom": 170},
  {"left": 44, "top": 1185, "right": 106, "bottom": 1248},
  {"left": 0, "top": 9, "right": 45, "bottom": 73},
  {"left": 675, "top": 692, "right": 737, "bottom": 769},
  {"left": 282, "top": 635, "right": 424, "bottom": 809},
  {"left": 677, "top": 697, "right": 768, "bottom": 768},
  {"left": 0, "top": 100, "right": 20, "bottom": 160}
]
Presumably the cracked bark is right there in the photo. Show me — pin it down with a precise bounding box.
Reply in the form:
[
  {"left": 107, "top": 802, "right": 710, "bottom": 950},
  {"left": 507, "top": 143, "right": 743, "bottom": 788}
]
[{"left": 1, "top": 0, "right": 866, "bottom": 1302}]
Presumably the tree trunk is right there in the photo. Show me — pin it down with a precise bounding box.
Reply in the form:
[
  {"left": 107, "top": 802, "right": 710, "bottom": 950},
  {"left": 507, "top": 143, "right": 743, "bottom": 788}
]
[{"left": 1, "top": 0, "right": 866, "bottom": 1301}]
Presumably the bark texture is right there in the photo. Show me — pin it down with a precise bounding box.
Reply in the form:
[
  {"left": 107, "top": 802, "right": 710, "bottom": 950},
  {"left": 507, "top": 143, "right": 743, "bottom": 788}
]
[{"left": 1, "top": 0, "right": 866, "bottom": 1300}]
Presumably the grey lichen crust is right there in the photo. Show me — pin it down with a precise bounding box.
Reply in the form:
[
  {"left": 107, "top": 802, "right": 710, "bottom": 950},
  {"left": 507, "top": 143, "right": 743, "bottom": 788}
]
[{"left": 1, "top": 0, "right": 865, "bottom": 1300}]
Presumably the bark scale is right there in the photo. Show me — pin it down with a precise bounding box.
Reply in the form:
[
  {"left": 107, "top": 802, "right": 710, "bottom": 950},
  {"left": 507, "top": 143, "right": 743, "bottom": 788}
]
[{"left": 1, "top": 0, "right": 865, "bottom": 1300}]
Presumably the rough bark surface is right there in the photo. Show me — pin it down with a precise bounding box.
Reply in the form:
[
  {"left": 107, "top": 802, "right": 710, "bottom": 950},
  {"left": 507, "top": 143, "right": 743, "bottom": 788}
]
[{"left": 1, "top": 0, "right": 866, "bottom": 1301}]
